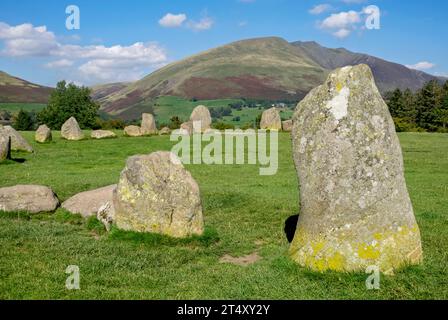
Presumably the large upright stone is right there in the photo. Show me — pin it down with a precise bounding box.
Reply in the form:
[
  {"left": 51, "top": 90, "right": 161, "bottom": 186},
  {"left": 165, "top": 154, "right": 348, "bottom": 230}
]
[
  {"left": 0, "top": 135, "right": 11, "bottom": 161},
  {"left": 190, "top": 105, "right": 211, "bottom": 133},
  {"left": 260, "top": 107, "right": 282, "bottom": 131},
  {"left": 0, "top": 125, "right": 33, "bottom": 152},
  {"left": 290, "top": 64, "right": 422, "bottom": 274},
  {"left": 35, "top": 124, "right": 52, "bottom": 143},
  {"left": 113, "top": 151, "right": 204, "bottom": 238},
  {"left": 61, "top": 117, "right": 84, "bottom": 141},
  {"left": 141, "top": 113, "right": 158, "bottom": 135}
]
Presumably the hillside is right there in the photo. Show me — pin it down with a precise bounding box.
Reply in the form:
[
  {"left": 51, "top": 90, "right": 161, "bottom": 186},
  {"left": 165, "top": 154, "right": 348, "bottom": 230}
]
[
  {"left": 292, "top": 41, "right": 438, "bottom": 92},
  {"left": 96, "top": 37, "right": 326, "bottom": 116},
  {"left": 0, "top": 71, "right": 53, "bottom": 103},
  {"left": 95, "top": 37, "right": 442, "bottom": 118}
]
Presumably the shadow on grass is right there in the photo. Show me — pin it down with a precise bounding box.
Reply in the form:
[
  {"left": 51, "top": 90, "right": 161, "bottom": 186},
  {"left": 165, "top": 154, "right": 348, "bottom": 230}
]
[{"left": 108, "top": 225, "right": 220, "bottom": 247}]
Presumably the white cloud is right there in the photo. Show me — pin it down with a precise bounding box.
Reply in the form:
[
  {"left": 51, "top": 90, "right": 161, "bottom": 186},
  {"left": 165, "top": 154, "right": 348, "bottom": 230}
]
[
  {"left": 0, "top": 22, "right": 168, "bottom": 84},
  {"left": 0, "top": 22, "right": 58, "bottom": 56},
  {"left": 187, "top": 17, "right": 214, "bottom": 31},
  {"left": 320, "top": 10, "right": 361, "bottom": 29},
  {"left": 158, "top": 13, "right": 187, "bottom": 28},
  {"left": 405, "top": 61, "right": 436, "bottom": 71},
  {"left": 309, "top": 4, "right": 332, "bottom": 15},
  {"left": 318, "top": 10, "right": 363, "bottom": 39},
  {"left": 45, "top": 59, "right": 74, "bottom": 68}
]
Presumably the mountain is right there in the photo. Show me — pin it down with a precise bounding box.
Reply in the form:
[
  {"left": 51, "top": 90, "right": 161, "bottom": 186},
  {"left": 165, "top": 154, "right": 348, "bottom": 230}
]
[
  {"left": 93, "top": 37, "right": 442, "bottom": 117},
  {"left": 0, "top": 71, "right": 53, "bottom": 103},
  {"left": 96, "top": 37, "right": 326, "bottom": 115},
  {"left": 291, "top": 41, "right": 438, "bottom": 93}
]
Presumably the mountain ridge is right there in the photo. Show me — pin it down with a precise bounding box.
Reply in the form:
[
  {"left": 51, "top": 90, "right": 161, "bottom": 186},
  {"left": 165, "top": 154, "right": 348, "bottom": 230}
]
[
  {"left": 0, "top": 71, "right": 53, "bottom": 103},
  {"left": 96, "top": 37, "right": 442, "bottom": 117}
]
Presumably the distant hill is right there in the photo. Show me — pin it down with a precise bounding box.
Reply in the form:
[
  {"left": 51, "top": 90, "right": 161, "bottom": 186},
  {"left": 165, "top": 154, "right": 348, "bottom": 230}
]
[
  {"left": 94, "top": 37, "right": 442, "bottom": 118},
  {"left": 291, "top": 41, "right": 439, "bottom": 93},
  {"left": 0, "top": 71, "right": 53, "bottom": 103}
]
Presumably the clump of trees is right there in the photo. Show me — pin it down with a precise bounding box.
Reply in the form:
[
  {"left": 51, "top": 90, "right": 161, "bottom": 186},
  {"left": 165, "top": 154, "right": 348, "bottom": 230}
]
[
  {"left": 38, "top": 81, "right": 100, "bottom": 130},
  {"left": 13, "top": 109, "right": 36, "bottom": 131},
  {"left": 385, "top": 80, "right": 448, "bottom": 132}
]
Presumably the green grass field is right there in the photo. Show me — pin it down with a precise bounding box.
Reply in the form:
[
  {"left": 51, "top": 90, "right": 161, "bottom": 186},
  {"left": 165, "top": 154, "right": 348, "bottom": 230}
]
[
  {"left": 0, "top": 132, "right": 447, "bottom": 299},
  {"left": 0, "top": 103, "right": 47, "bottom": 113}
]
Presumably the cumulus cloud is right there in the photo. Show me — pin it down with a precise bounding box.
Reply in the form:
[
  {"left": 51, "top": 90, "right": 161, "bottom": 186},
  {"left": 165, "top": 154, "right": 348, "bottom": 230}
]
[
  {"left": 318, "top": 10, "right": 363, "bottom": 38},
  {"left": 0, "top": 21, "right": 168, "bottom": 84},
  {"left": 405, "top": 61, "right": 436, "bottom": 71},
  {"left": 309, "top": 4, "right": 332, "bottom": 15},
  {"left": 158, "top": 13, "right": 187, "bottom": 28},
  {"left": 0, "top": 22, "right": 58, "bottom": 56}
]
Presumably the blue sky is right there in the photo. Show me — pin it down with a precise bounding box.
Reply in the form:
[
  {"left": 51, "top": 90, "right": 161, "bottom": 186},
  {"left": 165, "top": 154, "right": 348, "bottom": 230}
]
[{"left": 0, "top": 0, "right": 447, "bottom": 86}]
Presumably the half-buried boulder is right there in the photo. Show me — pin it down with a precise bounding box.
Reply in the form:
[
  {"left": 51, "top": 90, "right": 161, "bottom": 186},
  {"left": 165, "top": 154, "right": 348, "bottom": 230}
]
[
  {"left": 91, "top": 130, "right": 116, "bottom": 139},
  {"left": 0, "top": 135, "right": 11, "bottom": 161},
  {"left": 35, "top": 124, "right": 52, "bottom": 143},
  {"left": 190, "top": 105, "right": 211, "bottom": 133},
  {"left": 159, "top": 127, "right": 171, "bottom": 135},
  {"left": 113, "top": 151, "right": 204, "bottom": 238},
  {"left": 0, "top": 125, "right": 34, "bottom": 152},
  {"left": 62, "top": 184, "right": 117, "bottom": 218},
  {"left": 260, "top": 107, "right": 282, "bottom": 131},
  {"left": 290, "top": 64, "right": 422, "bottom": 274},
  {"left": 61, "top": 117, "right": 84, "bottom": 141},
  {"left": 141, "top": 113, "right": 158, "bottom": 135},
  {"left": 124, "top": 125, "right": 142, "bottom": 137},
  {"left": 0, "top": 185, "right": 59, "bottom": 213}
]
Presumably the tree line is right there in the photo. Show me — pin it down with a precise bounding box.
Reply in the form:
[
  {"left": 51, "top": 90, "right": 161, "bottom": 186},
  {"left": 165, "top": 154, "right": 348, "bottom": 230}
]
[
  {"left": 385, "top": 80, "right": 448, "bottom": 132},
  {"left": 8, "top": 79, "right": 448, "bottom": 133}
]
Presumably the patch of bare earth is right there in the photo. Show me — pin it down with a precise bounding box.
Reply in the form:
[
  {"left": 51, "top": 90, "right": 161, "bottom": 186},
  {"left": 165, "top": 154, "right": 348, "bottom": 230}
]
[{"left": 219, "top": 252, "right": 261, "bottom": 267}]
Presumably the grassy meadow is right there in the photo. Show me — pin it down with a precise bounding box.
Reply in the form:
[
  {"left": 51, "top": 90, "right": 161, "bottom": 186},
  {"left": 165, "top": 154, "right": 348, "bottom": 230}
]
[{"left": 0, "top": 131, "right": 447, "bottom": 299}]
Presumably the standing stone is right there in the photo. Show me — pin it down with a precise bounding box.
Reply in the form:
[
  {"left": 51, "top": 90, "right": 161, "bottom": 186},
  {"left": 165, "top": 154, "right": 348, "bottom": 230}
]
[
  {"left": 282, "top": 120, "right": 293, "bottom": 132},
  {"left": 91, "top": 130, "right": 116, "bottom": 139},
  {"left": 190, "top": 105, "right": 212, "bottom": 133},
  {"left": 0, "top": 135, "right": 11, "bottom": 161},
  {"left": 290, "top": 64, "right": 422, "bottom": 274},
  {"left": 35, "top": 124, "right": 52, "bottom": 143},
  {"left": 124, "top": 125, "right": 142, "bottom": 137},
  {"left": 0, "top": 185, "right": 60, "bottom": 213},
  {"left": 260, "top": 107, "right": 282, "bottom": 131},
  {"left": 61, "top": 117, "right": 84, "bottom": 141},
  {"left": 113, "top": 151, "right": 204, "bottom": 238},
  {"left": 141, "top": 113, "right": 158, "bottom": 135},
  {"left": 0, "top": 125, "right": 34, "bottom": 152}
]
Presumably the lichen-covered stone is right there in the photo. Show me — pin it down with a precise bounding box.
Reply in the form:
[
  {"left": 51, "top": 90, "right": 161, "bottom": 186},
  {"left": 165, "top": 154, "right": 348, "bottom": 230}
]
[
  {"left": 61, "top": 117, "right": 84, "bottom": 141},
  {"left": 124, "top": 125, "right": 142, "bottom": 137},
  {"left": 0, "top": 125, "right": 34, "bottom": 152},
  {"left": 113, "top": 151, "right": 204, "bottom": 238},
  {"left": 91, "top": 130, "right": 116, "bottom": 139},
  {"left": 62, "top": 185, "right": 117, "bottom": 218},
  {"left": 0, "top": 185, "right": 59, "bottom": 213},
  {"left": 260, "top": 107, "right": 282, "bottom": 130},
  {"left": 35, "top": 124, "right": 52, "bottom": 143},
  {"left": 141, "top": 113, "right": 158, "bottom": 135},
  {"left": 282, "top": 120, "right": 293, "bottom": 132},
  {"left": 290, "top": 64, "right": 422, "bottom": 274},
  {"left": 0, "top": 135, "right": 11, "bottom": 161},
  {"left": 190, "top": 105, "right": 212, "bottom": 133}
]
